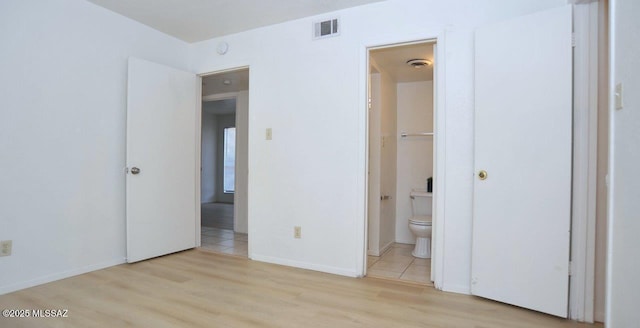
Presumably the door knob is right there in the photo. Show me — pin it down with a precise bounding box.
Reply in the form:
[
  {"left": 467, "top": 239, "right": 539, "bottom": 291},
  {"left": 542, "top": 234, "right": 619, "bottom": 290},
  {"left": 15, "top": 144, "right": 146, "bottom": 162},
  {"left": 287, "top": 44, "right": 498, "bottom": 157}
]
[
  {"left": 478, "top": 170, "right": 488, "bottom": 180},
  {"left": 131, "top": 167, "right": 141, "bottom": 175}
]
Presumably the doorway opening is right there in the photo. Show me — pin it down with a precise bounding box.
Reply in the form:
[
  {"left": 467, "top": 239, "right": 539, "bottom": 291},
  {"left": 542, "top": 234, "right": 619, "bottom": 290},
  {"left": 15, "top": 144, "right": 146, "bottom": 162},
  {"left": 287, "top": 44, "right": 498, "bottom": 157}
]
[
  {"left": 199, "top": 68, "right": 249, "bottom": 257},
  {"left": 365, "top": 40, "right": 437, "bottom": 285}
]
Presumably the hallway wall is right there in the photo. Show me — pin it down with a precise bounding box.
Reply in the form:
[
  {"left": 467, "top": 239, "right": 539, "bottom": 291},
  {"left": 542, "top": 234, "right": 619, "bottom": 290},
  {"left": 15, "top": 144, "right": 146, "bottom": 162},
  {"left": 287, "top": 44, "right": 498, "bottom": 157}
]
[{"left": 201, "top": 108, "right": 218, "bottom": 203}]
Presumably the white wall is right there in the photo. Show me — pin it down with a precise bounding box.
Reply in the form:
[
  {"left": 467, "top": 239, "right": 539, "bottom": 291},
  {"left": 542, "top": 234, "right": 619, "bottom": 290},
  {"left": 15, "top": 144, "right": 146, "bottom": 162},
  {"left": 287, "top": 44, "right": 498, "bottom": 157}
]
[
  {"left": 201, "top": 108, "right": 218, "bottom": 203},
  {"left": 0, "top": 0, "right": 189, "bottom": 294},
  {"left": 395, "top": 81, "right": 434, "bottom": 244},
  {"left": 189, "top": 0, "right": 568, "bottom": 288},
  {"left": 234, "top": 90, "right": 249, "bottom": 234},
  {"left": 606, "top": 0, "right": 640, "bottom": 326}
]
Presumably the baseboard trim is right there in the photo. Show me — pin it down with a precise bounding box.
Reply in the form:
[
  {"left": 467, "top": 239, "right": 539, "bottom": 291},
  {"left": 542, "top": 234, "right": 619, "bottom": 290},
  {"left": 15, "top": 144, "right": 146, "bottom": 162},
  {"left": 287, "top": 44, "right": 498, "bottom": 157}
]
[
  {"left": 0, "top": 257, "right": 126, "bottom": 295},
  {"left": 380, "top": 241, "right": 394, "bottom": 254},
  {"left": 442, "top": 283, "right": 470, "bottom": 295},
  {"left": 594, "top": 310, "right": 605, "bottom": 323},
  {"left": 368, "top": 241, "right": 411, "bottom": 257},
  {"left": 251, "top": 254, "right": 359, "bottom": 278}
]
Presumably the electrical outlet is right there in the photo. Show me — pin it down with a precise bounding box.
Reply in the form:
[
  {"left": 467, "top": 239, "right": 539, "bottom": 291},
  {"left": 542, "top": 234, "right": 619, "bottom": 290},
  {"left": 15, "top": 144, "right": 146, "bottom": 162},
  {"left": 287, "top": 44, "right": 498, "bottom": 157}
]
[
  {"left": 0, "top": 240, "right": 12, "bottom": 257},
  {"left": 294, "top": 226, "right": 301, "bottom": 239}
]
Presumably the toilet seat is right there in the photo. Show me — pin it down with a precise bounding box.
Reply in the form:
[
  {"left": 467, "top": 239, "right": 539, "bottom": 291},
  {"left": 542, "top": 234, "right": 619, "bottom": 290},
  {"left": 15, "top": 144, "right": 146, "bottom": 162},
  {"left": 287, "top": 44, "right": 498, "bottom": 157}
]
[{"left": 409, "top": 215, "right": 432, "bottom": 226}]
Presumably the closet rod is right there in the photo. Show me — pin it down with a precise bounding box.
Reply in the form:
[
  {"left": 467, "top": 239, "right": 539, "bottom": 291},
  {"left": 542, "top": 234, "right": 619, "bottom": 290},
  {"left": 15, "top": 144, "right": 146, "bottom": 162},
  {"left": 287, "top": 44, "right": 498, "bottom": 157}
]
[{"left": 400, "top": 132, "right": 434, "bottom": 138}]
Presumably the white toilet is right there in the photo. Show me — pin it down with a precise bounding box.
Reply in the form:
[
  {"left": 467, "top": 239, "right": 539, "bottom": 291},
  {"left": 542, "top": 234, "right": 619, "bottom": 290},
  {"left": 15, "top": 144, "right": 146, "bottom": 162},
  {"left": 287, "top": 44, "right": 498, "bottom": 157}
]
[{"left": 409, "top": 190, "right": 432, "bottom": 258}]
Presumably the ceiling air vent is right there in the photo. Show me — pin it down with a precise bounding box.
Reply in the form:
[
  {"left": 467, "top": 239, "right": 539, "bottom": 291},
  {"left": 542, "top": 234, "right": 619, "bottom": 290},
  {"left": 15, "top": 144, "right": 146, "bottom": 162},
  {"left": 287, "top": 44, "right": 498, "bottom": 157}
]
[{"left": 313, "top": 18, "right": 340, "bottom": 40}]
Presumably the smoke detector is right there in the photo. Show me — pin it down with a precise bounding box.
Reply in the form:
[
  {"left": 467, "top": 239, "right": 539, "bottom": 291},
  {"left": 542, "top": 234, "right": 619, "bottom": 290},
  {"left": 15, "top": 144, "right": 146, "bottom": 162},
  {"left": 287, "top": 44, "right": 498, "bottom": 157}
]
[{"left": 406, "top": 58, "right": 432, "bottom": 68}]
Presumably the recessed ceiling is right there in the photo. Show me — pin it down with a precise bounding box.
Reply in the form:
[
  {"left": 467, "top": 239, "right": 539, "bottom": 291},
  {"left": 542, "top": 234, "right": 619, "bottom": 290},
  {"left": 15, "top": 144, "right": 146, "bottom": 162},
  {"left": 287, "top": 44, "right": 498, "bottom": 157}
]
[
  {"left": 86, "top": 0, "right": 387, "bottom": 43},
  {"left": 370, "top": 42, "right": 434, "bottom": 83},
  {"left": 202, "top": 69, "right": 249, "bottom": 96},
  {"left": 203, "top": 98, "right": 236, "bottom": 115}
]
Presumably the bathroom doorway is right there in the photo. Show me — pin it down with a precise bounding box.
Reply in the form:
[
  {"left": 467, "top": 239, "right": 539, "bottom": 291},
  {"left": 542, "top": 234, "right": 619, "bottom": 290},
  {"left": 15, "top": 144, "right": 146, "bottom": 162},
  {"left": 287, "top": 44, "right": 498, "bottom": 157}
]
[
  {"left": 199, "top": 68, "right": 249, "bottom": 257},
  {"left": 365, "top": 41, "right": 437, "bottom": 285}
]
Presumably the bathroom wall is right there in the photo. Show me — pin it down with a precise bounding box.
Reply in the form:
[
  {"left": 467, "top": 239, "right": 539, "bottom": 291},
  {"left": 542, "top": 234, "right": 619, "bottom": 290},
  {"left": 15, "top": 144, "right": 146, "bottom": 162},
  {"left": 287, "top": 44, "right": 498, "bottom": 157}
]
[{"left": 395, "top": 81, "right": 434, "bottom": 244}]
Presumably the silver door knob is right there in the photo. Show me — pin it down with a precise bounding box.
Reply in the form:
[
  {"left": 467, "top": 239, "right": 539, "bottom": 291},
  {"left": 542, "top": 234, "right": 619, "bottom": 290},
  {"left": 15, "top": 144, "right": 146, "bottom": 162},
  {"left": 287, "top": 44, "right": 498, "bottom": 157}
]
[{"left": 131, "top": 167, "right": 141, "bottom": 175}]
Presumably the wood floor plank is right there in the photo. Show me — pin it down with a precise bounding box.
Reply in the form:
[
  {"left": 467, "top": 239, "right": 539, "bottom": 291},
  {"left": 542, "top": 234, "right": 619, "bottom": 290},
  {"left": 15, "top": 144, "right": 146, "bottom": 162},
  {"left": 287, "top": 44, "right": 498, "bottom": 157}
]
[{"left": 0, "top": 249, "right": 603, "bottom": 328}]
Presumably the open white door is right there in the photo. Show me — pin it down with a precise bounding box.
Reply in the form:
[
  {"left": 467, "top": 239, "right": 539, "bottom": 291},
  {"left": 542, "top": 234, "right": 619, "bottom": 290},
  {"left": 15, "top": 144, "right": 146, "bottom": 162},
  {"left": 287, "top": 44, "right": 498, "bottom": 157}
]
[
  {"left": 472, "top": 6, "right": 572, "bottom": 317},
  {"left": 126, "top": 57, "right": 199, "bottom": 263}
]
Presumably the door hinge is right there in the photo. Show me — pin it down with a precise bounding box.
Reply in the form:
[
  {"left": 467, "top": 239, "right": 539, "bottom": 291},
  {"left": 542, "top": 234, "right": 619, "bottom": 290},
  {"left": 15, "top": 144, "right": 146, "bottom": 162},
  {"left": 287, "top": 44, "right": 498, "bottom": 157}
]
[
  {"left": 571, "top": 33, "right": 576, "bottom": 48},
  {"left": 124, "top": 167, "right": 129, "bottom": 174}
]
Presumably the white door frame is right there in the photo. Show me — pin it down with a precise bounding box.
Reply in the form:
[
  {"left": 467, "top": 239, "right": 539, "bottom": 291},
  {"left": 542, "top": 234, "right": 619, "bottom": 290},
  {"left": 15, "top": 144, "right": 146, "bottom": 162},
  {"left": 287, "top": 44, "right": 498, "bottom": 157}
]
[
  {"left": 196, "top": 65, "right": 251, "bottom": 254},
  {"left": 358, "top": 32, "right": 447, "bottom": 289},
  {"left": 570, "top": 0, "right": 602, "bottom": 323}
]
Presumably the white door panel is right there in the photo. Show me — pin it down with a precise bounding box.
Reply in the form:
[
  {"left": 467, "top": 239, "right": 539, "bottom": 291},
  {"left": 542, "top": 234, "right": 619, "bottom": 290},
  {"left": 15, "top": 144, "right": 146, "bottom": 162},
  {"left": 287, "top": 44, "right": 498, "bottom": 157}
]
[
  {"left": 126, "top": 57, "right": 198, "bottom": 263},
  {"left": 472, "top": 6, "right": 572, "bottom": 317}
]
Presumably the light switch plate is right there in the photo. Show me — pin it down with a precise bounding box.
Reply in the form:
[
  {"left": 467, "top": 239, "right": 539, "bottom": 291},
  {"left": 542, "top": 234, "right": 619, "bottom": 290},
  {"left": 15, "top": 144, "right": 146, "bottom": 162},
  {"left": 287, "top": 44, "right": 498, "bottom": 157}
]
[
  {"left": 266, "top": 128, "right": 273, "bottom": 140},
  {"left": 0, "top": 240, "right": 12, "bottom": 256}
]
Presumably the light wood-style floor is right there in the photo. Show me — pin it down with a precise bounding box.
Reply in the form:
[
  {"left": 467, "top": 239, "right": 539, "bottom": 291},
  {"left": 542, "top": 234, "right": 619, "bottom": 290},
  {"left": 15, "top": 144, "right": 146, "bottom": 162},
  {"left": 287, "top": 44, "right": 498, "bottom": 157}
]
[{"left": 0, "top": 249, "right": 603, "bottom": 328}]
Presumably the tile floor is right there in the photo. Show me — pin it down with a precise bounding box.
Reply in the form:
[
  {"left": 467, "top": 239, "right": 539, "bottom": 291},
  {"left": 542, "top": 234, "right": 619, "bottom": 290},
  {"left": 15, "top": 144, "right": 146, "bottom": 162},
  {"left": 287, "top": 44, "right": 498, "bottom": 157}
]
[
  {"left": 200, "top": 226, "right": 248, "bottom": 257},
  {"left": 367, "top": 243, "right": 432, "bottom": 285}
]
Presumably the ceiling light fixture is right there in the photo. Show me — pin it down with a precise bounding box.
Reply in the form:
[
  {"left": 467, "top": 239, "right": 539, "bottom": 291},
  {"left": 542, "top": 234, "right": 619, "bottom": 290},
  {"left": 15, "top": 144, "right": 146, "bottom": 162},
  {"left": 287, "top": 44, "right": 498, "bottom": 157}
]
[{"left": 406, "top": 58, "right": 432, "bottom": 68}]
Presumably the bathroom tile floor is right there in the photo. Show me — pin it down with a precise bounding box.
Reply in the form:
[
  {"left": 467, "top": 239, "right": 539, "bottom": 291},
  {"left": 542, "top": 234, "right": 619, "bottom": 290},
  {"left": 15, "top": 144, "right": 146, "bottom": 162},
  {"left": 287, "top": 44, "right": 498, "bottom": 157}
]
[
  {"left": 200, "top": 226, "right": 248, "bottom": 257},
  {"left": 367, "top": 243, "right": 433, "bottom": 285}
]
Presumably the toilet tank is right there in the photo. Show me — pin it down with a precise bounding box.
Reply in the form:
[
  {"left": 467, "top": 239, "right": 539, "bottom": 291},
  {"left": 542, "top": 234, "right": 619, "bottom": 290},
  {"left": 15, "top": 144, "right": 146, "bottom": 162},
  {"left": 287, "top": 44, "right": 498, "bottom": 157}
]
[{"left": 410, "top": 189, "right": 433, "bottom": 217}]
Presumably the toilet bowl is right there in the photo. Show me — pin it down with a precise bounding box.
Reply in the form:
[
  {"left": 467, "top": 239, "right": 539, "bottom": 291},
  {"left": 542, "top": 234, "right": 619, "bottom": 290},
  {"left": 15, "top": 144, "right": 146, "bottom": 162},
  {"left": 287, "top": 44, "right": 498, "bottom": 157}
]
[
  {"left": 409, "top": 189, "right": 433, "bottom": 258},
  {"left": 409, "top": 215, "right": 432, "bottom": 258}
]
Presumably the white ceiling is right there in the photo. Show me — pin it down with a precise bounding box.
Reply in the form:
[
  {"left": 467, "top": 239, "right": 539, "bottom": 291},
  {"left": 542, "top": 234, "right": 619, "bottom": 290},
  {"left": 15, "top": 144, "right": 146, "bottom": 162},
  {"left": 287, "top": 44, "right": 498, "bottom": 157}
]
[
  {"left": 86, "top": 0, "right": 386, "bottom": 43},
  {"left": 370, "top": 42, "right": 434, "bottom": 83}
]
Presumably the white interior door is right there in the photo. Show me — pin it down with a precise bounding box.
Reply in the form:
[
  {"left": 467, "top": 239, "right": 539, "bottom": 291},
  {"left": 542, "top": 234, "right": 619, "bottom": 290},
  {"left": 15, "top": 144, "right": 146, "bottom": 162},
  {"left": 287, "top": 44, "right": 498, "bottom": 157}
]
[
  {"left": 472, "top": 6, "right": 572, "bottom": 317},
  {"left": 126, "top": 57, "right": 199, "bottom": 263}
]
